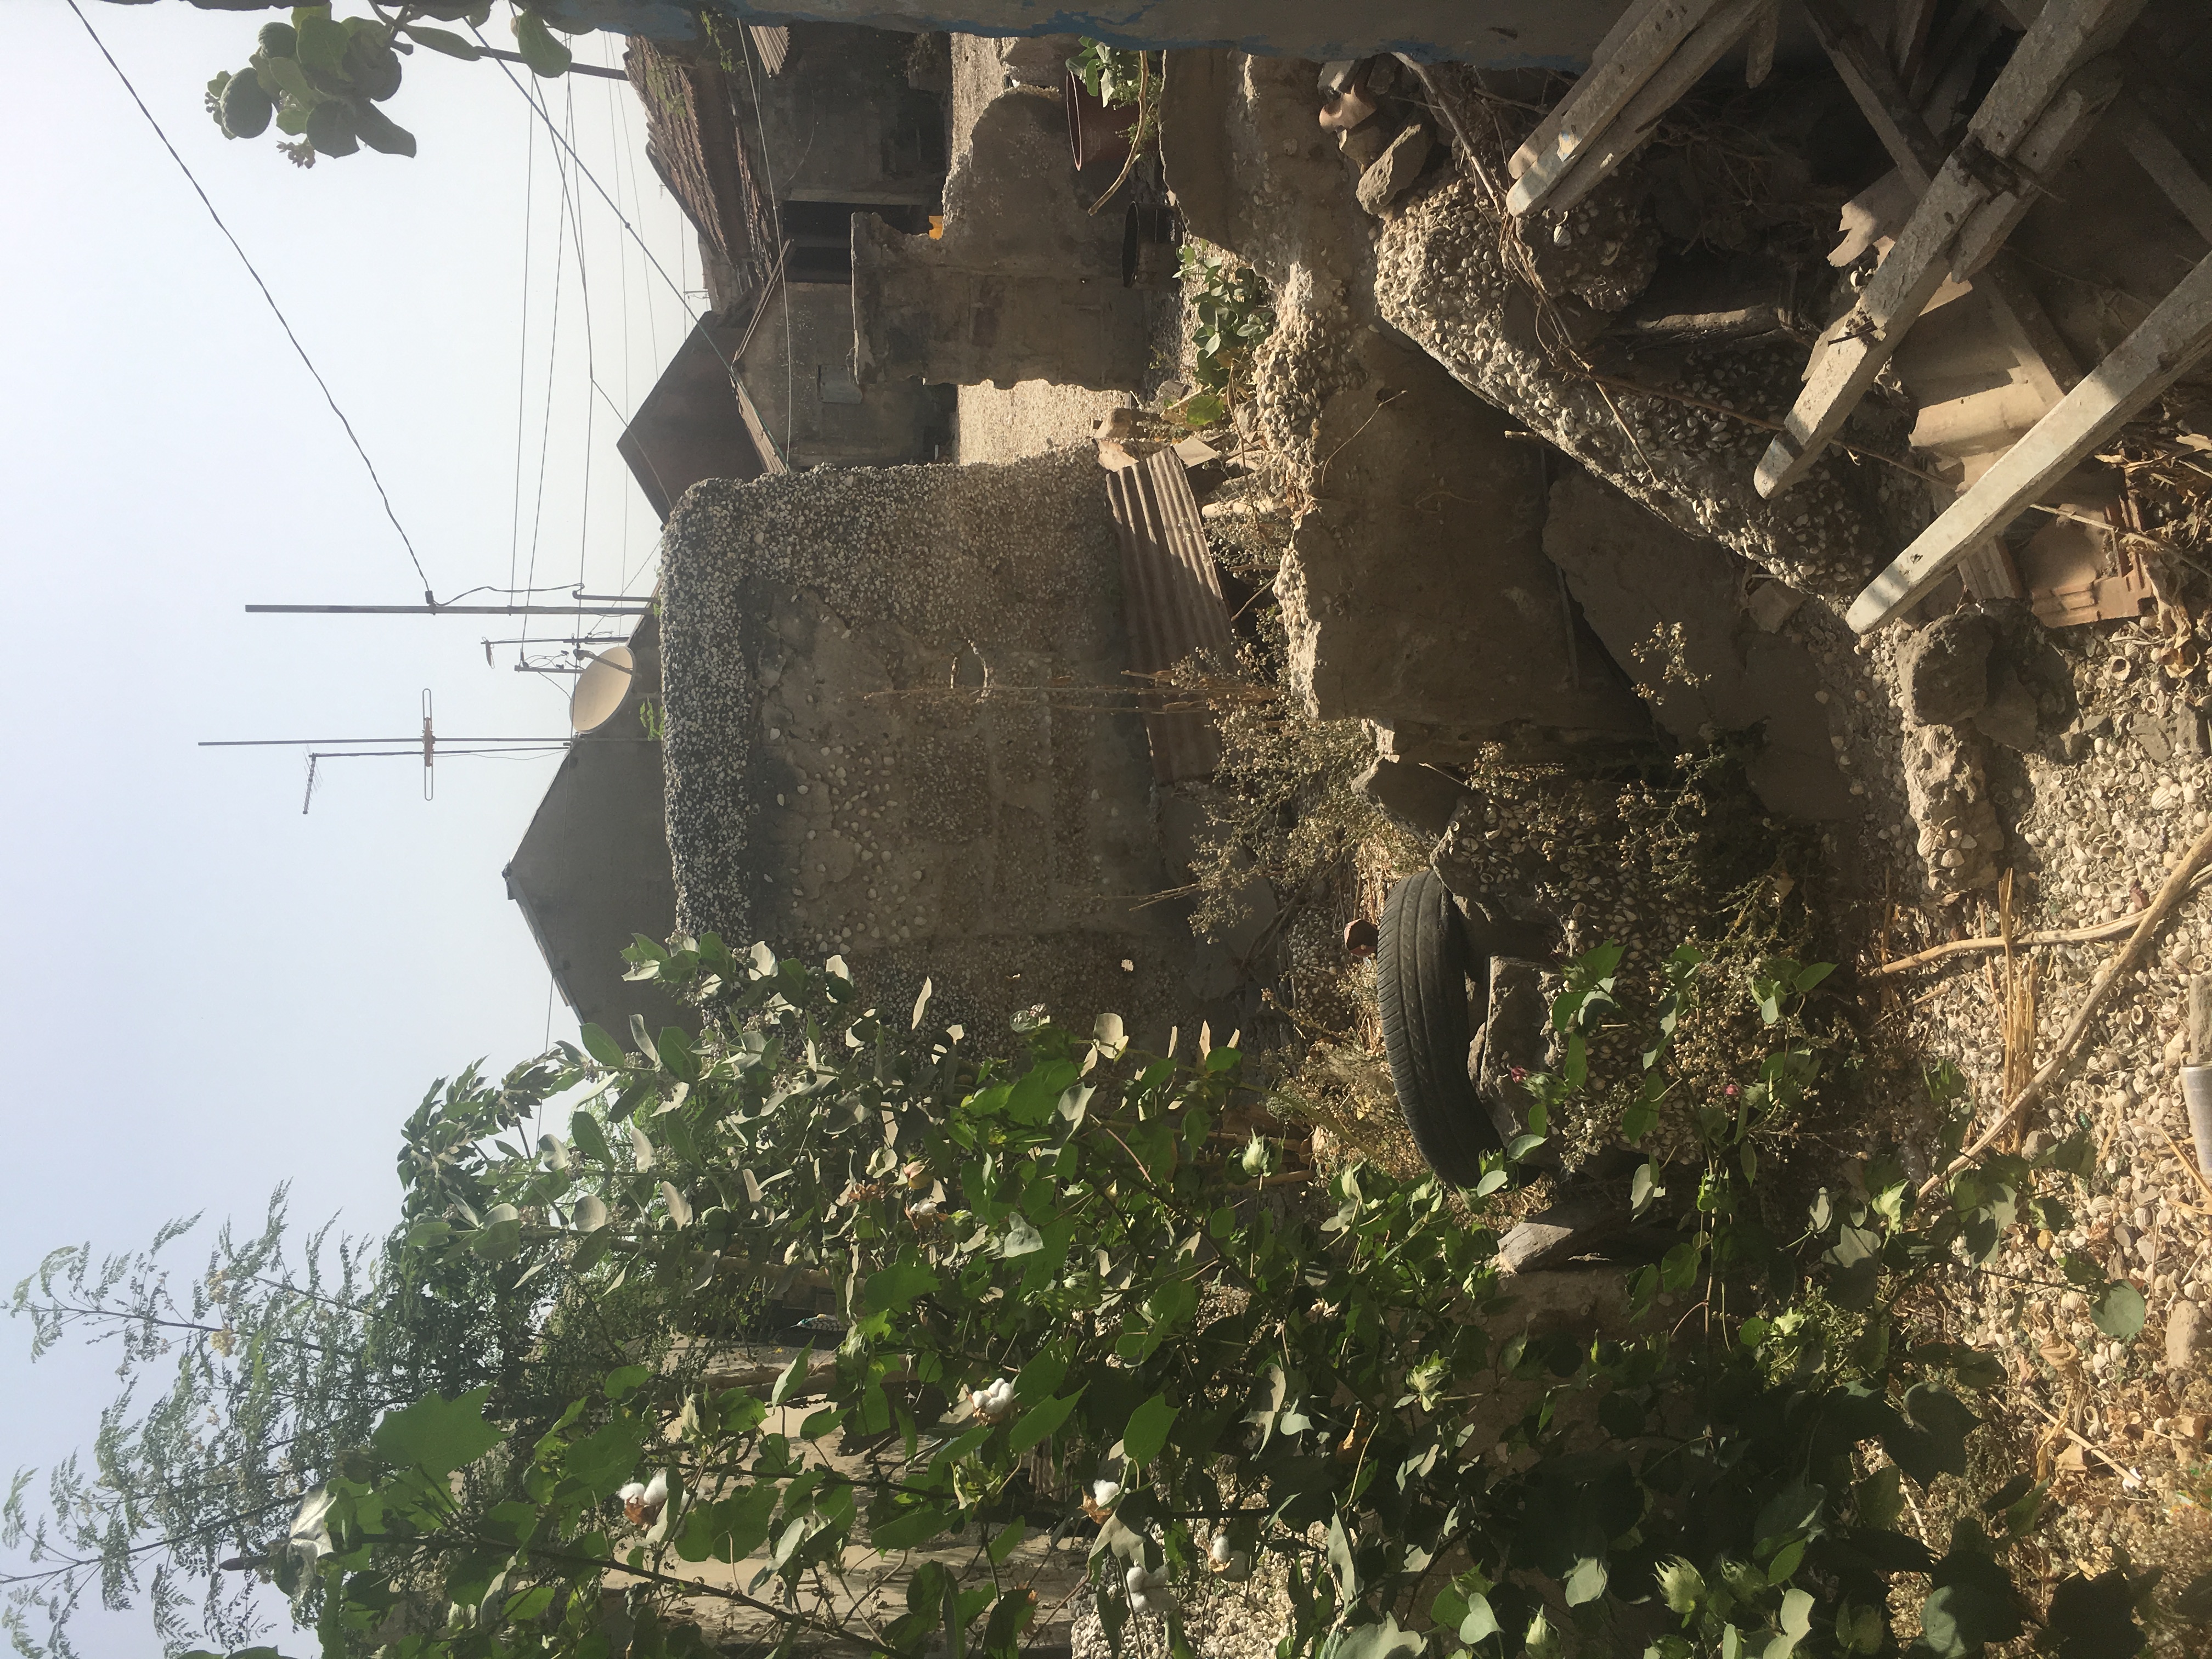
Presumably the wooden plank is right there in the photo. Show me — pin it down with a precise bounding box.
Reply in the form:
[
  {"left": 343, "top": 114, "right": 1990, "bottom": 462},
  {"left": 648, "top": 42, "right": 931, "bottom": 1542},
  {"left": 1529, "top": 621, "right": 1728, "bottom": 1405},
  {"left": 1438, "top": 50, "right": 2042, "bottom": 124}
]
[
  {"left": 1506, "top": 0, "right": 1730, "bottom": 213},
  {"left": 1536, "top": 0, "right": 1769, "bottom": 217},
  {"left": 1754, "top": 0, "right": 2147, "bottom": 498},
  {"left": 1744, "top": 0, "right": 1779, "bottom": 87},
  {"left": 2118, "top": 95, "right": 2212, "bottom": 244},
  {"left": 1846, "top": 245, "right": 2212, "bottom": 632},
  {"left": 1802, "top": 0, "right": 1948, "bottom": 186},
  {"left": 1947, "top": 57, "right": 2124, "bottom": 278},
  {"left": 1506, "top": 0, "right": 1685, "bottom": 180},
  {"left": 1977, "top": 252, "right": 2081, "bottom": 398},
  {"left": 1888, "top": 0, "right": 1942, "bottom": 88}
]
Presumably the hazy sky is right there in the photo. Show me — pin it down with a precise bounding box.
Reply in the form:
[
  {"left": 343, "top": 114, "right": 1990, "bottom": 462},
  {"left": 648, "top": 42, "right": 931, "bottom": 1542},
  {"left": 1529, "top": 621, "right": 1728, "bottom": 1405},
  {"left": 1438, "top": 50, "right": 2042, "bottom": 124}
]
[{"left": 1, "top": 2, "right": 699, "bottom": 1638}]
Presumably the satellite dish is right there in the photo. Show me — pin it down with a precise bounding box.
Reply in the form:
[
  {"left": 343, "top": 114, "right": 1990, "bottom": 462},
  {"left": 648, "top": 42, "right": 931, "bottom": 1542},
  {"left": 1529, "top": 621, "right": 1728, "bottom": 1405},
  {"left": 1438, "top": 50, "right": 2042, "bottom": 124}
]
[{"left": 569, "top": 646, "right": 635, "bottom": 733}]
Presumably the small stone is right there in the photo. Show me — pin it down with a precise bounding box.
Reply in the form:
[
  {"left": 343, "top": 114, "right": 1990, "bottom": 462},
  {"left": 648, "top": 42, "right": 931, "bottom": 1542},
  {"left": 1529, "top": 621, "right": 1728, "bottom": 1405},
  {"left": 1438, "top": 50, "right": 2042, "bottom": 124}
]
[
  {"left": 1356, "top": 122, "right": 1434, "bottom": 215},
  {"left": 2169, "top": 1300, "right": 2202, "bottom": 1371}
]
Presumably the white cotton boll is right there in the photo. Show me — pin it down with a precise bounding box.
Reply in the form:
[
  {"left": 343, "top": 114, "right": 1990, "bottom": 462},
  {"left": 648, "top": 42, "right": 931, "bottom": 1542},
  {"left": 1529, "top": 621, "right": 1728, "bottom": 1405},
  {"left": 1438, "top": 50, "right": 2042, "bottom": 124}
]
[
  {"left": 1125, "top": 1566, "right": 1150, "bottom": 1596},
  {"left": 977, "top": 1378, "right": 1015, "bottom": 1422},
  {"left": 1210, "top": 1535, "right": 1233, "bottom": 1566},
  {"left": 617, "top": 1482, "right": 647, "bottom": 1505},
  {"left": 641, "top": 1471, "right": 668, "bottom": 1508},
  {"left": 1130, "top": 1591, "right": 1158, "bottom": 1616},
  {"left": 1092, "top": 1480, "right": 1122, "bottom": 1509}
]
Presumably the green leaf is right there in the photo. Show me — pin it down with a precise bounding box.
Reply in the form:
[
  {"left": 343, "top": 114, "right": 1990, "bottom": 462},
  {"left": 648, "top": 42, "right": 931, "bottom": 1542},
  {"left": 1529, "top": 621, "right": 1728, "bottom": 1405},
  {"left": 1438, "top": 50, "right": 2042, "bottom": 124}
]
[
  {"left": 564, "top": 1415, "right": 646, "bottom": 1493},
  {"left": 862, "top": 1258, "right": 939, "bottom": 1314},
  {"left": 872, "top": 1503, "right": 951, "bottom": 1551},
  {"left": 1007, "top": 1392, "right": 1082, "bottom": 1457},
  {"left": 2042, "top": 1570, "right": 2146, "bottom": 1659},
  {"left": 770, "top": 1347, "right": 814, "bottom": 1407},
  {"left": 567, "top": 1109, "right": 612, "bottom": 1163},
  {"left": 2091, "top": 1282, "right": 2146, "bottom": 1341},
  {"left": 294, "top": 13, "right": 351, "bottom": 83},
  {"left": 350, "top": 99, "right": 415, "bottom": 156},
  {"left": 403, "top": 24, "right": 481, "bottom": 58},
  {"left": 1458, "top": 1592, "right": 1500, "bottom": 1644},
  {"left": 580, "top": 1023, "right": 625, "bottom": 1068},
  {"left": 1326, "top": 1615, "right": 1425, "bottom": 1659},
  {"left": 1122, "top": 1392, "right": 1178, "bottom": 1466},
  {"left": 1661, "top": 1240, "right": 1700, "bottom": 1290},
  {"left": 373, "top": 1388, "right": 503, "bottom": 1477},
  {"left": 1564, "top": 1554, "right": 1608, "bottom": 1605},
  {"left": 512, "top": 9, "right": 572, "bottom": 76},
  {"left": 604, "top": 1364, "right": 652, "bottom": 1401},
  {"left": 988, "top": 1520, "right": 1026, "bottom": 1566}
]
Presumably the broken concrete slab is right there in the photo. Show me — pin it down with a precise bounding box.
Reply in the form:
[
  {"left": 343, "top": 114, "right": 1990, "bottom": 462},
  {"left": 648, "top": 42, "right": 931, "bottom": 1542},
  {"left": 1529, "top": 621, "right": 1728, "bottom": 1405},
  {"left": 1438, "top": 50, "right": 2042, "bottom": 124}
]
[
  {"left": 1901, "top": 721, "right": 2004, "bottom": 896},
  {"left": 1895, "top": 611, "right": 1995, "bottom": 727},
  {"left": 1355, "top": 753, "right": 1470, "bottom": 841},
  {"left": 1375, "top": 168, "right": 1916, "bottom": 608},
  {"left": 1356, "top": 121, "right": 1434, "bottom": 215},
  {"left": 1542, "top": 467, "right": 1854, "bottom": 821},
  {"left": 1272, "top": 327, "right": 1652, "bottom": 755}
]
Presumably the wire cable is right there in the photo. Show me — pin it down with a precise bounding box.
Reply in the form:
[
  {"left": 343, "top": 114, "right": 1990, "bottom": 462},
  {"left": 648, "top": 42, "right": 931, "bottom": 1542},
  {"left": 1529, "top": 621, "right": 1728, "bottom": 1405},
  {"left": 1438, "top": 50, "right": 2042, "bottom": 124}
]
[
  {"left": 508, "top": 99, "right": 537, "bottom": 604},
  {"left": 66, "top": 0, "right": 435, "bottom": 600},
  {"left": 734, "top": 24, "right": 795, "bottom": 456},
  {"left": 470, "top": 26, "right": 700, "bottom": 325}
]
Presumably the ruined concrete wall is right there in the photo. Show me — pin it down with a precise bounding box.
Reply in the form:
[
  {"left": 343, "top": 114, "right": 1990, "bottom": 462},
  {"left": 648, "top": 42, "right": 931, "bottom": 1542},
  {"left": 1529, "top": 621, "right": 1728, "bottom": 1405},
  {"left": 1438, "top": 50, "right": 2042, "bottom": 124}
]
[
  {"left": 1272, "top": 322, "right": 1652, "bottom": 757},
  {"left": 658, "top": 448, "right": 1194, "bottom": 1045},
  {"left": 853, "top": 87, "right": 1149, "bottom": 390},
  {"left": 1373, "top": 174, "right": 1923, "bottom": 609},
  {"left": 746, "top": 22, "right": 946, "bottom": 204},
  {"left": 737, "top": 280, "right": 947, "bottom": 466}
]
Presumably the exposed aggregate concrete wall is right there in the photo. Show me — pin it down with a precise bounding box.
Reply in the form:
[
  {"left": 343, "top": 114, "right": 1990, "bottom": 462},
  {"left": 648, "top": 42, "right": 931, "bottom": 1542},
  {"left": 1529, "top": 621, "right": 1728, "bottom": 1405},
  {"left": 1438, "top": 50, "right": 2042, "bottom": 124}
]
[{"left": 658, "top": 449, "right": 1195, "bottom": 1043}]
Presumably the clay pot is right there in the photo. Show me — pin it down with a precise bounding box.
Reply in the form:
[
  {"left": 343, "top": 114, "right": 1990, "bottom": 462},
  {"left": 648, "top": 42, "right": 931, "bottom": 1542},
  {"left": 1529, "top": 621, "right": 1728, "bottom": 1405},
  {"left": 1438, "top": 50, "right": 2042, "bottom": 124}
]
[{"left": 1066, "top": 68, "right": 1140, "bottom": 172}]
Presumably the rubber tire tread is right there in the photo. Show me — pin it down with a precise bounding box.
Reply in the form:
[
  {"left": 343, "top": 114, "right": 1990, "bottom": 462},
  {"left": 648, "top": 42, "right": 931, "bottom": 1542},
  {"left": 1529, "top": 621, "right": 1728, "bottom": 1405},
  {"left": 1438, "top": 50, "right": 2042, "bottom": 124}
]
[{"left": 1378, "top": 870, "right": 1501, "bottom": 1187}]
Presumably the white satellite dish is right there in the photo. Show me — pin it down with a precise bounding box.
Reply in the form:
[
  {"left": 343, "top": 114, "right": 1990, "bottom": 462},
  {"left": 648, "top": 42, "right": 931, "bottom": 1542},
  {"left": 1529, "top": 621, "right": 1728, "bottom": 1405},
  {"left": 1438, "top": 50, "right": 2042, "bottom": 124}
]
[{"left": 569, "top": 645, "right": 635, "bottom": 733}]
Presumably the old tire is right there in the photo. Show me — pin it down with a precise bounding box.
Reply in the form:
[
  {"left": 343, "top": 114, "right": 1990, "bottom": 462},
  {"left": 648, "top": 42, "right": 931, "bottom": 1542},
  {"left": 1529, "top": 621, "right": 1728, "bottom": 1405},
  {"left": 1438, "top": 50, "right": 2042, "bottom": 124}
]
[{"left": 1378, "top": 870, "right": 1501, "bottom": 1186}]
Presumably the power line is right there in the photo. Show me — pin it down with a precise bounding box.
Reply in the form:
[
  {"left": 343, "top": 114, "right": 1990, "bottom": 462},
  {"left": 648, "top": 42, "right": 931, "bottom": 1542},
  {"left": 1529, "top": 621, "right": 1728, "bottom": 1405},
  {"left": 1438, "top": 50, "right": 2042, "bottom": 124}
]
[
  {"left": 508, "top": 99, "right": 536, "bottom": 604},
  {"left": 66, "top": 0, "right": 435, "bottom": 601},
  {"left": 471, "top": 26, "right": 700, "bottom": 325}
]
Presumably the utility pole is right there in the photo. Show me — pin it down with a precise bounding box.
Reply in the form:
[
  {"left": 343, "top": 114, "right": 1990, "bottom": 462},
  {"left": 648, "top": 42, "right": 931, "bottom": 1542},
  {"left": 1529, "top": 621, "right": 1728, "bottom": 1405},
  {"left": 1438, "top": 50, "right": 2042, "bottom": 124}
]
[{"left": 247, "top": 603, "right": 648, "bottom": 616}]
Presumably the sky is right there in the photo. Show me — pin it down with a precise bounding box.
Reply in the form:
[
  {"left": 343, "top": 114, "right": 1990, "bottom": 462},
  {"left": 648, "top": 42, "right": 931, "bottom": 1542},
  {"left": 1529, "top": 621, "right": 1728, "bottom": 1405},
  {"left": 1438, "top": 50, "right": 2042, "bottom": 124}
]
[{"left": 0, "top": 1, "right": 702, "bottom": 1640}]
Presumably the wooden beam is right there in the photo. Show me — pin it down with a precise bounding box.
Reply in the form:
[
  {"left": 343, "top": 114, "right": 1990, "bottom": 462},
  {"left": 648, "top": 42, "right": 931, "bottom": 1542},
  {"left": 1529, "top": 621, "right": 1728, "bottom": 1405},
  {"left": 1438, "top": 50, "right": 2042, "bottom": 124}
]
[
  {"left": 1744, "top": 0, "right": 1779, "bottom": 87},
  {"left": 1889, "top": 0, "right": 1942, "bottom": 89},
  {"left": 1506, "top": 0, "right": 1729, "bottom": 213},
  {"left": 1846, "top": 245, "right": 2212, "bottom": 632},
  {"left": 2117, "top": 94, "right": 2212, "bottom": 244},
  {"left": 1946, "top": 57, "right": 2124, "bottom": 278},
  {"left": 1754, "top": 0, "right": 2147, "bottom": 498},
  {"left": 1535, "top": 0, "right": 1770, "bottom": 217},
  {"left": 1802, "top": 0, "right": 1948, "bottom": 186}
]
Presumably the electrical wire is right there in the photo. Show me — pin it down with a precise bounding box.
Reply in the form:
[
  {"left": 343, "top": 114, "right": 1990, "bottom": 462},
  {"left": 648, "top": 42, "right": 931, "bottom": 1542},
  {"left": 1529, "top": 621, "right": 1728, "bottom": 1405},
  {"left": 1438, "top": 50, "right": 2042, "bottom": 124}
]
[
  {"left": 562, "top": 80, "right": 596, "bottom": 603},
  {"left": 67, "top": 0, "right": 436, "bottom": 600},
  {"left": 734, "top": 24, "right": 795, "bottom": 457},
  {"left": 508, "top": 99, "right": 536, "bottom": 605},
  {"left": 470, "top": 26, "right": 700, "bottom": 325}
]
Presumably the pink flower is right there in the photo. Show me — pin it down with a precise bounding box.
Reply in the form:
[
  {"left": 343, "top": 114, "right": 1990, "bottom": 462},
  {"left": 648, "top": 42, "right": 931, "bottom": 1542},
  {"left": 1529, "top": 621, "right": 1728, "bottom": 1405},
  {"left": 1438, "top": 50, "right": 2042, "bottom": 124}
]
[{"left": 1509, "top": 1066, "right": 1528, "bottom": 1082}]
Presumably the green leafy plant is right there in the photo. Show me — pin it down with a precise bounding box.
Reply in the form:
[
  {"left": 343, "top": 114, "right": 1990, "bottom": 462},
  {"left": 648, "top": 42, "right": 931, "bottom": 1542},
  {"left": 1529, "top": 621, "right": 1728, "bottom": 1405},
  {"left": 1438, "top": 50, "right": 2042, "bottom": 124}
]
[
  {"left": 204, "top": 3, "right": 580, "bottom": 167},
  {"left": 12, "top": 936, "right": 2169, "bottom": 1657},
  {"left": 1066, "top": 38, "right": 1147, "bottom": 109},
  {"left": 1176, "top": 245, "right": 1274, "bottom": 426}
]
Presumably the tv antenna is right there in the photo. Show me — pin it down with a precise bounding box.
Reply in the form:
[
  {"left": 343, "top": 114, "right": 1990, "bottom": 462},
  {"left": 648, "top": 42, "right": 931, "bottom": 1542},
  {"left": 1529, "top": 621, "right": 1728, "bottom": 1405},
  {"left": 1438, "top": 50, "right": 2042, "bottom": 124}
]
[{"left": 202, "top": 689, "right": 573, "bottom": 814}]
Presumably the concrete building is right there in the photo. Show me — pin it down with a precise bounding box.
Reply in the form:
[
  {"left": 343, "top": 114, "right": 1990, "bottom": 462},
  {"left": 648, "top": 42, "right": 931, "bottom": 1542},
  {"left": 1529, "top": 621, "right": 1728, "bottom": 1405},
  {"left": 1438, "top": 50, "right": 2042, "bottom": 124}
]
[{"left": 503, "top": 614, "right": 696, "bottom": 1036}]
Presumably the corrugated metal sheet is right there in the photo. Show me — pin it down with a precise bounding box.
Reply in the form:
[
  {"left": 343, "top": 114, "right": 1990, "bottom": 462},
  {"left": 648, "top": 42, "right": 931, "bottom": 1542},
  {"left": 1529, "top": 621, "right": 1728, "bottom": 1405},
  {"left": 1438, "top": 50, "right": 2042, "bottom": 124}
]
[
  {"left": 1105, "top": 448, "right": 1233, "bottom": 782},
  {"left": 749, "top": 25, "right": 791, "bottom": 74}
]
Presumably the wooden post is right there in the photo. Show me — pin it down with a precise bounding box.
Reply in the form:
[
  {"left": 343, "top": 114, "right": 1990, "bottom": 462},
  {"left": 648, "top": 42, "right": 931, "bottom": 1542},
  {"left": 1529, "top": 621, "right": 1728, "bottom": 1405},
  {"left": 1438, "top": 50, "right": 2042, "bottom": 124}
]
[
  {"left": 1846, "top": 244, "right": 2212, "bottom": 631},
  {"left": 1755, "top": 0, "right": 2147, "bottom": 499}
]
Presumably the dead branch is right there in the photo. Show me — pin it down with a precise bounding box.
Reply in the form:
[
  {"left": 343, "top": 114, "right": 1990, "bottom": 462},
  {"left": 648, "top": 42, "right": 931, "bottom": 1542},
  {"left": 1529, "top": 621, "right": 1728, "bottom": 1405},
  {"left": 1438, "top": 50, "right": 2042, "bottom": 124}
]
[
  {"left": 1921, "top": 817, "right": 2212, "bottom": 1199},
  {"left": 1868, "top": 868, "right": 2212, "bottom": 977}
]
